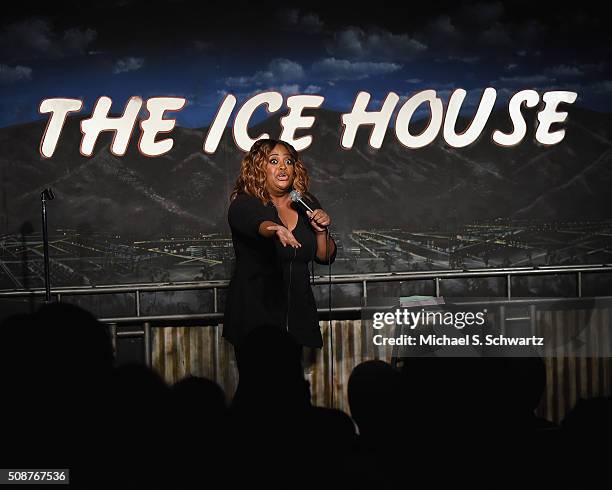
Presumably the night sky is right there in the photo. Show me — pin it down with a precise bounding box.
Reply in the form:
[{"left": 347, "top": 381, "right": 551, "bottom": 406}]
[{"left": 1, "top": 0, "right": 611, "bottom": 128}]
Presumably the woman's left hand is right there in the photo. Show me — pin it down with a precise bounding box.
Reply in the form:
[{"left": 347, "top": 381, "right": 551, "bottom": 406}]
[{"left": 307, "top": 209, "right": 331, "bottom": 232}]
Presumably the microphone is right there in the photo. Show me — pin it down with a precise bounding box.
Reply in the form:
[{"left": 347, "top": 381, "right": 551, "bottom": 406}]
[
  {"left": 289, "top": 189, "right": 315, "bottom": 213},
  {"left": 290, "top": 190, "right": 328, "bottom": 229}
]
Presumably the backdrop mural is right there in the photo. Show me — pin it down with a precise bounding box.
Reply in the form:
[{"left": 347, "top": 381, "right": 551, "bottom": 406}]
[{"left": 1, "top": 1, "right": 611, "bottom": 314}]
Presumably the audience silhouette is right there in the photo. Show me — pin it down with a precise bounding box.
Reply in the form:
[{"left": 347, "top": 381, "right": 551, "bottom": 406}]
[{"left": 1, "top": 304, "right": 610, "bottom": 485}]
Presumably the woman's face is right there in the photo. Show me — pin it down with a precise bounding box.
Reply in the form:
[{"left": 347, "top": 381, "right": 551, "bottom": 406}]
[{"left": 265, "top": 143, "right": 295, "bottom": 194}]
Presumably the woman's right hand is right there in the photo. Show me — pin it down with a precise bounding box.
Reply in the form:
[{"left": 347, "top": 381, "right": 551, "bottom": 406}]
[{"left": 266, "top": 224, "right": 301, "bottom": 248}]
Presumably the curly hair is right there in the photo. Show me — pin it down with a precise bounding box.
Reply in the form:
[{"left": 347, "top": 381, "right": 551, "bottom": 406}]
[{"left": 230, "top": 139, "right": 310, "bottom": 204}]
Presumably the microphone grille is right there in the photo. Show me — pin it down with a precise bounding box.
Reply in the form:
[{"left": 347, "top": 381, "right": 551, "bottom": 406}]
[{"left": 289, "top": 189, "right": 301, "bottom": 202}]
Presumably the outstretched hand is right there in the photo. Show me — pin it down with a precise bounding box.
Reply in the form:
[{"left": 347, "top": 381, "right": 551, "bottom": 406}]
[{"left": 266, "top": 224, "right": 301, "bottom": 248}]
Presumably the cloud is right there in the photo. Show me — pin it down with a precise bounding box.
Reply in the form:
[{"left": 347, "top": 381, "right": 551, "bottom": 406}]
[
  {"left": 304, "top": 85, "right": 322, "bottom": 94},
  {"left": 428, "top": 15, "right": 460, "bottom": 38},
  {"left": 113, "top": 57, "right": 145, "bottom": 74},
  {"left": 497, "top": 75, "right": 554, "bottom": 85},
  {"left": 405, "top": 78, "right": 423, "bottom": 84},
  {"left": 538, "top": 83, "right": 581, "bottom": 94},
  {"left": 413, "top": 5, "right": 549, "bottom": 61},
  {"left": 414, "top": 4, "right": 544, "bottom": 56},
  {"left": 446, "top": 55, "right": 480, "bottom": 64},
  {"left": 62, "top": 27, "right": 98, "bottom": 55},
  {"left": 505, "top": 63, "right": 518, "bottom": 70},
  {"left": 548, "top": 65, "right": 584, "bottom": 77},
  {"left": 480, "top": 22, "right": 512, "bottom": 46},
  {"left": 0, "top": 64, "right": 32, "bottom": 84},
  {"left": 225, "top": 58, "right": 304, "bottom": 87},
  {"left": 244, "top": 84, "right": 302, "bottom": 97},
  {"left": 311, "top": 57, "right": 402, "bottom": 81},
  {"left": 469, "top": 13, "right": 547, "bottom": 50},
  {"left": 417, "top": 14, "right": 463, "bottom": 46},
  {"left": 579, "top": 61, "right": 607, "bottom": 72},
  {"left": 327, "top": 26, "right": 426, "bottom": 61},
  {"left": 277, "top": 9, "right": 323, "bottom": 33},
  {"left": 591, "top": 80, "right": 612, "bottom": 93},
  {"left": 0, "top": 18, "right": 96, "bottom": 62},
  {"left": 274, "top": 84, "right": 302, "bottom": 97},
  {"left": 217, "top": 83, "right": 323, "bottom": 101}
]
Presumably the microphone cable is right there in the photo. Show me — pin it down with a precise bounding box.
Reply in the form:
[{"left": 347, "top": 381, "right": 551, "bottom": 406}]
[
  {"left": 326, "top": 225, "right": 334, "bottom": 407},
  {"left": 309, "top": 225, "right": 334, "bottom": 405},
  {"left": 286, "top": 245, "right": 296, "bottom": 332},
  {"left": 298, "top": 190, "right": 334, "bottom": 406}
]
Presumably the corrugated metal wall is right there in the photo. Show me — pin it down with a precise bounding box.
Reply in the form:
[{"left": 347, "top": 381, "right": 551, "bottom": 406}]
[
  {"left": 151, "top": 308, "right": 612, "bottom": 424},
  {"left": 536, "top": 307, "right": 611, "bottom": 422}
]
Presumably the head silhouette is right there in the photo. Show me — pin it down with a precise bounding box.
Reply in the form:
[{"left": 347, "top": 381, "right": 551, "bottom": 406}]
[{"left": 348, "top": 360, "right": 403, "bottom": 440}]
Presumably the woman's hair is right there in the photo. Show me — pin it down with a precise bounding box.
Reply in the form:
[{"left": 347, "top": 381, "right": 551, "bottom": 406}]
[{"left": 230, "top": 139, "right": 310, "bottom": 203}]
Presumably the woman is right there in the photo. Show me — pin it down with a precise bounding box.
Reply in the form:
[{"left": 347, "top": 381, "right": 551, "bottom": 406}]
[{"left": 223, "top": 138, "right": 336, "bottom": 357}]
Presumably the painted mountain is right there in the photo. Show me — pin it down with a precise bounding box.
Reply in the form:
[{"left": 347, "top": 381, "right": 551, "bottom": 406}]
[{"left": 1, "top": 104, "right": 611, "bottom": 238}]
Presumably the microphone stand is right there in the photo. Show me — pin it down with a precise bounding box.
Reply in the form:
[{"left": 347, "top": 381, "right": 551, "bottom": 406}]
[{"left": 40, "top": 188, "right": 55, "bottom": 303}]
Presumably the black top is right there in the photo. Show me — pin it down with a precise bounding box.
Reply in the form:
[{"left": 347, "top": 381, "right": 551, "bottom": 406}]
[{"left": 223, "top": 191, "right": 336, "bottom": 348}]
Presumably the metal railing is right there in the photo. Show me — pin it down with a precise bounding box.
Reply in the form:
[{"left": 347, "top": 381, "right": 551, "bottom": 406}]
[{"left": 1, "top": 264, "right": 611, "bottom": 369}]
